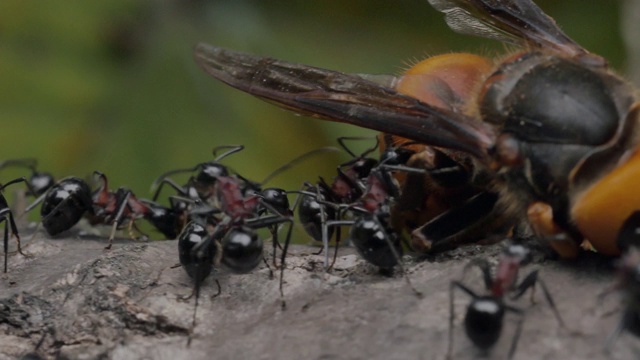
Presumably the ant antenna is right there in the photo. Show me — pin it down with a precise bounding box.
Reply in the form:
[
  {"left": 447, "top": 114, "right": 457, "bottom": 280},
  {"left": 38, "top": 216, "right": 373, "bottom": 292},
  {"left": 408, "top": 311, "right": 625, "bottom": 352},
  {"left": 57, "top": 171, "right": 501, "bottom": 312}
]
[
  {"left": 336, "top": 136, "right": 379, "bottom": 158},
  {"left": 259, "top": 147, "right": 339, "bottom": 185},
  {"left": 212, "top": 144, "right": 245, "bottom": 161}
]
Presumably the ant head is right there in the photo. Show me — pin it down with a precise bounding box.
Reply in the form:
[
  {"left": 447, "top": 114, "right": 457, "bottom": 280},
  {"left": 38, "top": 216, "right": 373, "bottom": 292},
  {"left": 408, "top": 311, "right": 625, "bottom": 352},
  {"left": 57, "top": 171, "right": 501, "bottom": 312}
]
[
  {"left": 195, "top": 162, "right": 229, "bottom": 186},
  {"left": 30, "top": 171, "right": 55, "bottom": 196},
  {"left": 379, "top": 147, "right": 415, "bottom": 166},
  {"left": 503, "top": 243, "right": 532, "bottom": 265},
  {"left": 259, "top": 188, "right": 291, "bottom": 216},
  {"left": 142, "top": 201, "right": 180, "bottom": 239},
  {"left": 221, "top": 226, "right": 263, "bottom": 274},
  {"left": 464, "top": 296, "right": 505, "bottom": 350},
  {"left": 349, "top": 157, "right": 378, "bottom": 180}
]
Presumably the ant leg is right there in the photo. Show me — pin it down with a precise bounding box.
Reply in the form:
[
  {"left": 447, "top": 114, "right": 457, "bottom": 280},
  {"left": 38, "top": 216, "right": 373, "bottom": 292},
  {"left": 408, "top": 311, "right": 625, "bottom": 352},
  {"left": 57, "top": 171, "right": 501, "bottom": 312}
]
[
  {"left": 3, "top": 221, "right": 8, "bottom": 273},
  {"left": 511, "top": 270, "right": 565, "bottom": 327},
  {"left": 462, "top": 258, "right": 493, "bottom": 290},
  {"left": 319, "top": 190, "right": 332, "bottom": 260},
  {"left": 247, "top": 212, "right": 297, "bottom": 309},
  {"left": 604, "top": 310, "right": 627, "bottom": 354},
  {"left": 271, "top": 225, "right": 279, "bottom": 269},
  {"left": 323, "top": 220, "right": 352, "bottom": 270},
  {"left": 262, "top": 256, "right": 274, "bottom": 279},
  {"left": 328, "top": 217, "right": 343, "bottom": 271},
  {"left": 188, "top": 278, "right": 222, "bottom": 347},
  {"left": 151, "top": 178, "right": 188, "bottom": 202},
  {"left": 24, "top": 192, "right": 47, "bottom": 214},
  {"left": 7, "top": 210, "right": 29, "bottom": 261},
  {"left": 129, "top": 221, "right": 149, "bottom": 241},
  {"left": 178, "top": 288, "right": 195, "bottom": 302},
  {"left": 105, "top": 191, "right": 133, "bottom": 250},
  {"left": 504, "top": 304, "right": 525, "bottom": 360},
  {"left": 336, "top": 135, "right": 378, "bottom": 158},
  {"left": 210, "top": 279, "right": 222, "bottom": 299},
  {"left": 448, "top": 281, "right": 480, "bottom": 360},
  {"left": 279, "top": 218, "right": 295, "bottom": 310},
  {"left": 187, "top": 290, "right": 199, "bottom": 347},
  {"left": 372, "top": 215, "right": 422, "bottom": 298}
]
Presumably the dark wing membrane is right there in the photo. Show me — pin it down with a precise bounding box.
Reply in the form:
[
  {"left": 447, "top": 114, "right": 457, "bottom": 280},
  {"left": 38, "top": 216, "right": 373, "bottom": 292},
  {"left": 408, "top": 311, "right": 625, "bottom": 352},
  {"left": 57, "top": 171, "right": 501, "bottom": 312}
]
[
  {"left": 194, "top": 43, "right": 494, "bottom": 159},
  {"left": 427, "top": 0, "right": 594, "bottom": 58}
]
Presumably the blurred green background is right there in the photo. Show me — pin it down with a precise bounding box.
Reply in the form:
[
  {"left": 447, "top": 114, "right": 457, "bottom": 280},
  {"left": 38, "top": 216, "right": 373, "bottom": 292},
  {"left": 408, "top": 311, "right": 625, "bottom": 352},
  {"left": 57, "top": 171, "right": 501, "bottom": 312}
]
[{"left": 0, "top": 0, "right": 627, "bottom": 238}]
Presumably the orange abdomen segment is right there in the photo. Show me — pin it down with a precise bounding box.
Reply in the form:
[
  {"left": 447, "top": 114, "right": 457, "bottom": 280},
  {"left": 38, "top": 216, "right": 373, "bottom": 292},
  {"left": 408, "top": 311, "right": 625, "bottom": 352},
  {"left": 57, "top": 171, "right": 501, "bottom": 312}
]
[
  {"left": 572, "top": 148, "right": 640, "bottom": 255},
  {"left": 382, "top": 53, "right": 492, "bottom": 151},
  {"left": 396, "top": 53, "right": 493, "bottom": 109}
]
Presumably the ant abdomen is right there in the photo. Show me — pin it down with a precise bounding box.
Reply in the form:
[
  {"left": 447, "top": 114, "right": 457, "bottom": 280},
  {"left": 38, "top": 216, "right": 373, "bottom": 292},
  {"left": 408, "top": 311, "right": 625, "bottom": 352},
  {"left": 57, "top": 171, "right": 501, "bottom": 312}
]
[{"left": 221, "top": 226, "right": 263, "bottom": 274}]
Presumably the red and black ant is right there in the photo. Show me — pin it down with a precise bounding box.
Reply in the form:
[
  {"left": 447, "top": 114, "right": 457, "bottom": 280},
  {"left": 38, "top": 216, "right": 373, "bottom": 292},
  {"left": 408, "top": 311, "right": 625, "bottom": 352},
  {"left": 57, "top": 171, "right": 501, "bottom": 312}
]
[
  {"left": 448, "top": 243, "right": 565, "bottom": 359},
  {"left": 295, "top": 159, "right": 428, "bottom": 298},
  {"left": 27, "top": 172, "right": 181, "bottom": 248},
  {"left": 150, "top": 145, "right": 243, "bottom": 205},
  {"left": 178, "top": 171, "right": 296, "bottom": 344},
  {"left": 296, "top": 137, "right": 380, "bottom": 250},
  {"left": 154, "top": 145, "right": 335, "bottom": 267}
]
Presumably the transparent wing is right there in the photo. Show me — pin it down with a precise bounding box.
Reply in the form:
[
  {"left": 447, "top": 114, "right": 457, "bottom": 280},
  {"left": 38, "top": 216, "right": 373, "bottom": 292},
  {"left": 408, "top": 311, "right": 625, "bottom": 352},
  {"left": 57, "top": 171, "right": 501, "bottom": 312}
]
[
  {"left": 194, "top": 43, "right": 495, "bottom": 160},
  {"left": 427, "top": 0, "right": 597, "bottom": 59}
]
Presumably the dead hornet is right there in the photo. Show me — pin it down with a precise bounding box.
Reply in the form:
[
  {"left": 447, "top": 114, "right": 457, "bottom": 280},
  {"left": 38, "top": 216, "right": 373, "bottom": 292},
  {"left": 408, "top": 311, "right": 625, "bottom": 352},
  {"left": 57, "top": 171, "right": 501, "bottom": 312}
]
[{"left": 193, "top": 0, "right": 640, "bottom": 257}]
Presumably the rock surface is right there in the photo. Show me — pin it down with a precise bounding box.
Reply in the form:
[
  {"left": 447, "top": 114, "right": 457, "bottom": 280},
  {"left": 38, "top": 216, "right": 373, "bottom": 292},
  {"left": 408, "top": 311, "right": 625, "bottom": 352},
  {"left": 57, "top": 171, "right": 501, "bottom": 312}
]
[{"left": 1, "top": 233, "right": 639, "bottom": 360}]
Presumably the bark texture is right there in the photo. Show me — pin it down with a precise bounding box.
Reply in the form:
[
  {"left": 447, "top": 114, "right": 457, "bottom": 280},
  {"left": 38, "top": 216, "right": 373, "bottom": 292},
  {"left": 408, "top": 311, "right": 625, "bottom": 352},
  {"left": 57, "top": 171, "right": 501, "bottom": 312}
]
[{"left": 1, "top": 233, "right": 639, "bottom": 360}]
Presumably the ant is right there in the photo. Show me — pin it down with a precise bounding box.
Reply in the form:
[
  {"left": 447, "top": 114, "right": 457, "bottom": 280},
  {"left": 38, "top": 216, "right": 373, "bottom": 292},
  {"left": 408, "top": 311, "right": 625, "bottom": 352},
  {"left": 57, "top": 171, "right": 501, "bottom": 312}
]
[
  {"left": 297, "top": 147, "right": 428, "bottom": 269},
  {"left": 178, "top": 174, "right": 295, "bottom": 344},
  {"left": 296, "top": 137, "right": 380, "bottom": 249},
  {"left": 177, "top": 220, "right": 222, "bottom": 346},
  {"left": 27, "top": 172, "right": 180, "bottom": 248},
  {"left": 447, "top": 243, "right": 565, "bottom": 359},
  {"left": 296, "top": 137, "right": 432, "bottom": 270},
  {"left": 598, "top": 210, "right": 640, "bottom": 352},
  {"left": 295, "top": 160, "right": 426, "bottom": 299},
  {"left": 151, "top": 145, "right": 243, "bottom": 205},
  {"left": 1, "top": 177, "right": 37, "bottom": 273}
]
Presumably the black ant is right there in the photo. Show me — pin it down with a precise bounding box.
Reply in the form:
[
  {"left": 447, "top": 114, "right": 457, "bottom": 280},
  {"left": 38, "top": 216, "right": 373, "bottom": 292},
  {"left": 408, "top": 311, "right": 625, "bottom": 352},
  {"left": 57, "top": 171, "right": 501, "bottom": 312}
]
[
  {"left": 1, "top": 177, "right": 37, "bottom": 273},
  {"left": 448, "top": 243, "right": 565, "bottom": 359}
]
